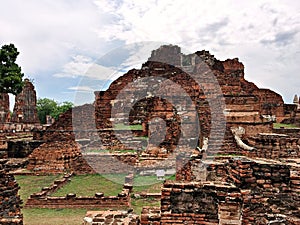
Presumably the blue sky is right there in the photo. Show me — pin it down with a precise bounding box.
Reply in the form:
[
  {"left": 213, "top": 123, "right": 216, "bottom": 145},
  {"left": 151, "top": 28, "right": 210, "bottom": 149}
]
[{"left": 1, "top": 0, "right": 300, "bottom": 108}]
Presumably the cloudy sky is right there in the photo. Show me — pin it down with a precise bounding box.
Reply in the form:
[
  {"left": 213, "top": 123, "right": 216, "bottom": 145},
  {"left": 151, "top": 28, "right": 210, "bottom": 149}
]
[{"left": 1, "top": 0, "right": 299, "bottom": 107}]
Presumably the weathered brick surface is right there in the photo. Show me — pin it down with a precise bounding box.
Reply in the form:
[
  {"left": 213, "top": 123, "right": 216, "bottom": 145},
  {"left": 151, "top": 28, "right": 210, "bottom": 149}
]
[
  {"left": 158, "top": 181, "right": 242, "bottom": 225},
  {"left": 0, "top": 159, "right": 23, "bottom": 225},
  {"left": 0, "top": 93, "right": 10, "bottom": 123},
  {"left": 142, "top": 156, "right": 300, "bottom": 224},
  {"left": 246, "top": 133, "right": 300, "bottom": 159},
  {"left": 84, "top": 210, "right": 140, "bottom": 225},
  {"left": 94, "top": 45, "right": 282, "bottom": 158},
  {"left": 27, "top": 140, "right": 95, "bottom": 174},
  {"left": 11, "top": 78, "right": 39, "bottom": 124}
]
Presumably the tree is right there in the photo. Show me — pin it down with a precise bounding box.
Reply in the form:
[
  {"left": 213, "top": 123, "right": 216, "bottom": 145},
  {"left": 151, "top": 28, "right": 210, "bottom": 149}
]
[
  {"left": 0, "top": 44, "right": 24, "bottom": 95},
  {"left": 51, "top": 101, "right": 74, "bottom": 120},
  {"left": 37, "top": 98, "right": 74, "bottom": 124}
]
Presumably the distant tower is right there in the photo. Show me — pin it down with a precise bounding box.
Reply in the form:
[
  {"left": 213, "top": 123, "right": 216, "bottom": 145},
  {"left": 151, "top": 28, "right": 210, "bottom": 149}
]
[
  {"left": 11, "top": 78, "right": 39, "bottom": 124},
  {"left": 0, "top": 93, "right": 10, "bottom": 123},
  {"left": 293, "top": 94, "right": 299, "bottom": 109}
]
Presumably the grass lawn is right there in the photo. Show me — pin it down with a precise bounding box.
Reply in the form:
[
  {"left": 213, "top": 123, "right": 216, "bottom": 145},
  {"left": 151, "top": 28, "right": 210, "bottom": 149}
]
[
  {"left": 131, "top": 198, "right": 160, "bottom": 215},
  {"left": 114, "top": 123, "right": 143, "bottom": 130},
  {"left": 273, "top": 123, "right": 299, "bottom": 129},
  {"left": 133, "top": 175, "right": 164, "bottom": 193},
  {"left": 52, "top": 174, "right": 124, "bottom": 197},
  {"left": 22, "top": 208, "right": 88, "bottom": 225},
  {"left": 15, "top": 174, "right": 175, "bottom": 224},
  {"left": 15, "top": 175, "right": 62, "bottom": 205}
]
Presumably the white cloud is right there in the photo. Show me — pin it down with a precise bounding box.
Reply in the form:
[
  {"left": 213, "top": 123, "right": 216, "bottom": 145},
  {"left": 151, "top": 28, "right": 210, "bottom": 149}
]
[
  {"left": 93, "top": 0, "right": 300, "bottom": 102},
  {"left": 68, "top": 86, "right": 94, "bottom": 92},
  {"left": 1, "top": 0, "right": 299, "bottom": 104},
  {"left": 0, "top": 0, "right": 113, "bottom": 76},
  {"left": 54, "top": 55, "right": 93, "bottom": 78}
]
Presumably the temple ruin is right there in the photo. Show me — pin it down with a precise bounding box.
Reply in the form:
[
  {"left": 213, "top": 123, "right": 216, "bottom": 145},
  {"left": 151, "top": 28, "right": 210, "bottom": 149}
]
[
  {"left": 1, "top": 45, "right": 300, "bottom": 224},
  {"left": 11, "top": 78, "right": 39, "bottom": 124}
]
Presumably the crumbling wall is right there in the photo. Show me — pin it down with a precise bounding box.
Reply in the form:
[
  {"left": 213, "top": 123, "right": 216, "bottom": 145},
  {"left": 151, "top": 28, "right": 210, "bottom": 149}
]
[
  {"left": 254, "top": 89, "right": 285, "bottom": 120},
  {"left": 28, "top": 104, "right": 100, "bottom": 174},
  {"left": 11, "top": 79, "right": 39, "bottom": 124},
  {"left": 227, "top": 157, "right": 300, "bottom": 224},
  {"left": 158, "top": 181, "right": 242, "bottom": 225},
  {"left": 27, "top": 140, "right": 95, "bottom": 174},
  {"left": 246, "top": 133, "right": 300, "bottom": 159},
  {"left": 0, "top": 93, "right": 10, "bottom": 123},
  {"left": 95, "top": 45, "right": 281, "bottom": 157},
  {"left": 0, "top": 159, "right": 23, "bottom": 225},
  {"left": 142, "top": 156, "right": 300, "bottom": 224},
  {"left": 84, "top": 210, "right": 140, "bottom": 225}
]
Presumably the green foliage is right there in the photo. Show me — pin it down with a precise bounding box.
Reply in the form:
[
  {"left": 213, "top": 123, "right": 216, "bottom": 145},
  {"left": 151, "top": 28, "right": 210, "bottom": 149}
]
[
  {"left": 37, "top": 98, "right": 73, "bottom": 124},
  {"left": 0, "top": 43, "right": 24, "bottom": 95},
  {"left": 51, "top": 101, "right": 74, "bottom": 120}
]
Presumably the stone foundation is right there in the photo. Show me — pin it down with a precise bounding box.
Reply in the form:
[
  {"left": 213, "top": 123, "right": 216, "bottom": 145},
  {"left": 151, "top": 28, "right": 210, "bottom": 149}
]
[{"left": 84, "top": 210, "right": 140, "bottom": 225}]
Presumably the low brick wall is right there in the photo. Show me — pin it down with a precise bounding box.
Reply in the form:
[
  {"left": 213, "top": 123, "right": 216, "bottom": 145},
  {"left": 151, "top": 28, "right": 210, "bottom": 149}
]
[
  {"left": 25, "top": 194, "right": 130, "bottom": 209},
  {"left": 273, "top": 127, "right": 300, "bottom": 138},
  {"left": 25, "top": 173, "right": 132, "bottom": 209},
  {"left": 84, "top": 210, "right": 140, "bottom": 225}
]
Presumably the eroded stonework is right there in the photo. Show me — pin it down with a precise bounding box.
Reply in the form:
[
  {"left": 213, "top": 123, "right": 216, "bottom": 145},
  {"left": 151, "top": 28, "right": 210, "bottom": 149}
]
[
  {"left": 11, "top": 78, "right": 39, "bottom": 124},
  {"left": 0, "top": 93, "right": 10, "bottom": 123},
  {"left": 0, "top": 159, "right": 23, "bottom": 225}
]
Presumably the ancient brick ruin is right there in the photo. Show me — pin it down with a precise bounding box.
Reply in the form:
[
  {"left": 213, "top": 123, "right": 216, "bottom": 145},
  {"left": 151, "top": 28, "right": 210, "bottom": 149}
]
[
  {"left": 0, "top": 93, "right": 10, "bottom": 123},
  {"left": 0, "top": 159, "right": 23, "bottom": 225},
  {"left": 1, "top": 45, "right": 300, "bottom": 224},
  {"left": 27, "top": 107, "right": 96, "bottom": 174},
  {"left": 11, "top": 78, "right": 39, "bottom": 124},
  {"left": 93, "top": 45, "right": 286, "bottom": 161}
]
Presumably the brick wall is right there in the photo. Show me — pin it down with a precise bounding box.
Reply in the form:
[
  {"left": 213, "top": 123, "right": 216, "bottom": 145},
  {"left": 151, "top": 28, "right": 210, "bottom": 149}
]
[
  {"left": 11, "top": 79, "right": 39, "bottom": 124},
  {"left": 0, "top": 93, "right": 10, "bottom": 123},
  {"left": 246, "top": 133, "right": 300, "bottom": 159},
  {"left": 0, "top": 159, "right": 23, "bottom": 225}
]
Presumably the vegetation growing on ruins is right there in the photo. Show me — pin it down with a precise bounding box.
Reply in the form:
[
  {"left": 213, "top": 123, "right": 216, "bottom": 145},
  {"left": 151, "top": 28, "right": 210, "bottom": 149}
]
[{"left": 0, "top": 43, "right": 24, "bottom": 95}]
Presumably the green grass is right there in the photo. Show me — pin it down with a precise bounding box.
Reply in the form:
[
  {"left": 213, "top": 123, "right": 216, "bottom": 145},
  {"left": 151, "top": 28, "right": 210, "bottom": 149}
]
[
  {"left": 51, "top": 174, "right": 124, "bottom": 197},
  {"left": 114, "top": 123, "right": 143, "bottom": 130},
  {"left": 16, "top": 174, "right": 176, "bottom": 223},
  {"left": 22, "top": 208, "right": 88, "bottom": 225},
  {"left": 132, "top": 176, "right": 164, "bottom": 193},
  {"left": 113, "top": 149, "right": 137, "bottom": 153},
  {"left": 131, "top": 198, "right": 160, "bottom": 215},
  {"left": 15, "top": 175, "right": 62, "bottom": 205},
  {"left": 273, "top": 123, "right": 299, "bottom": 129}
]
